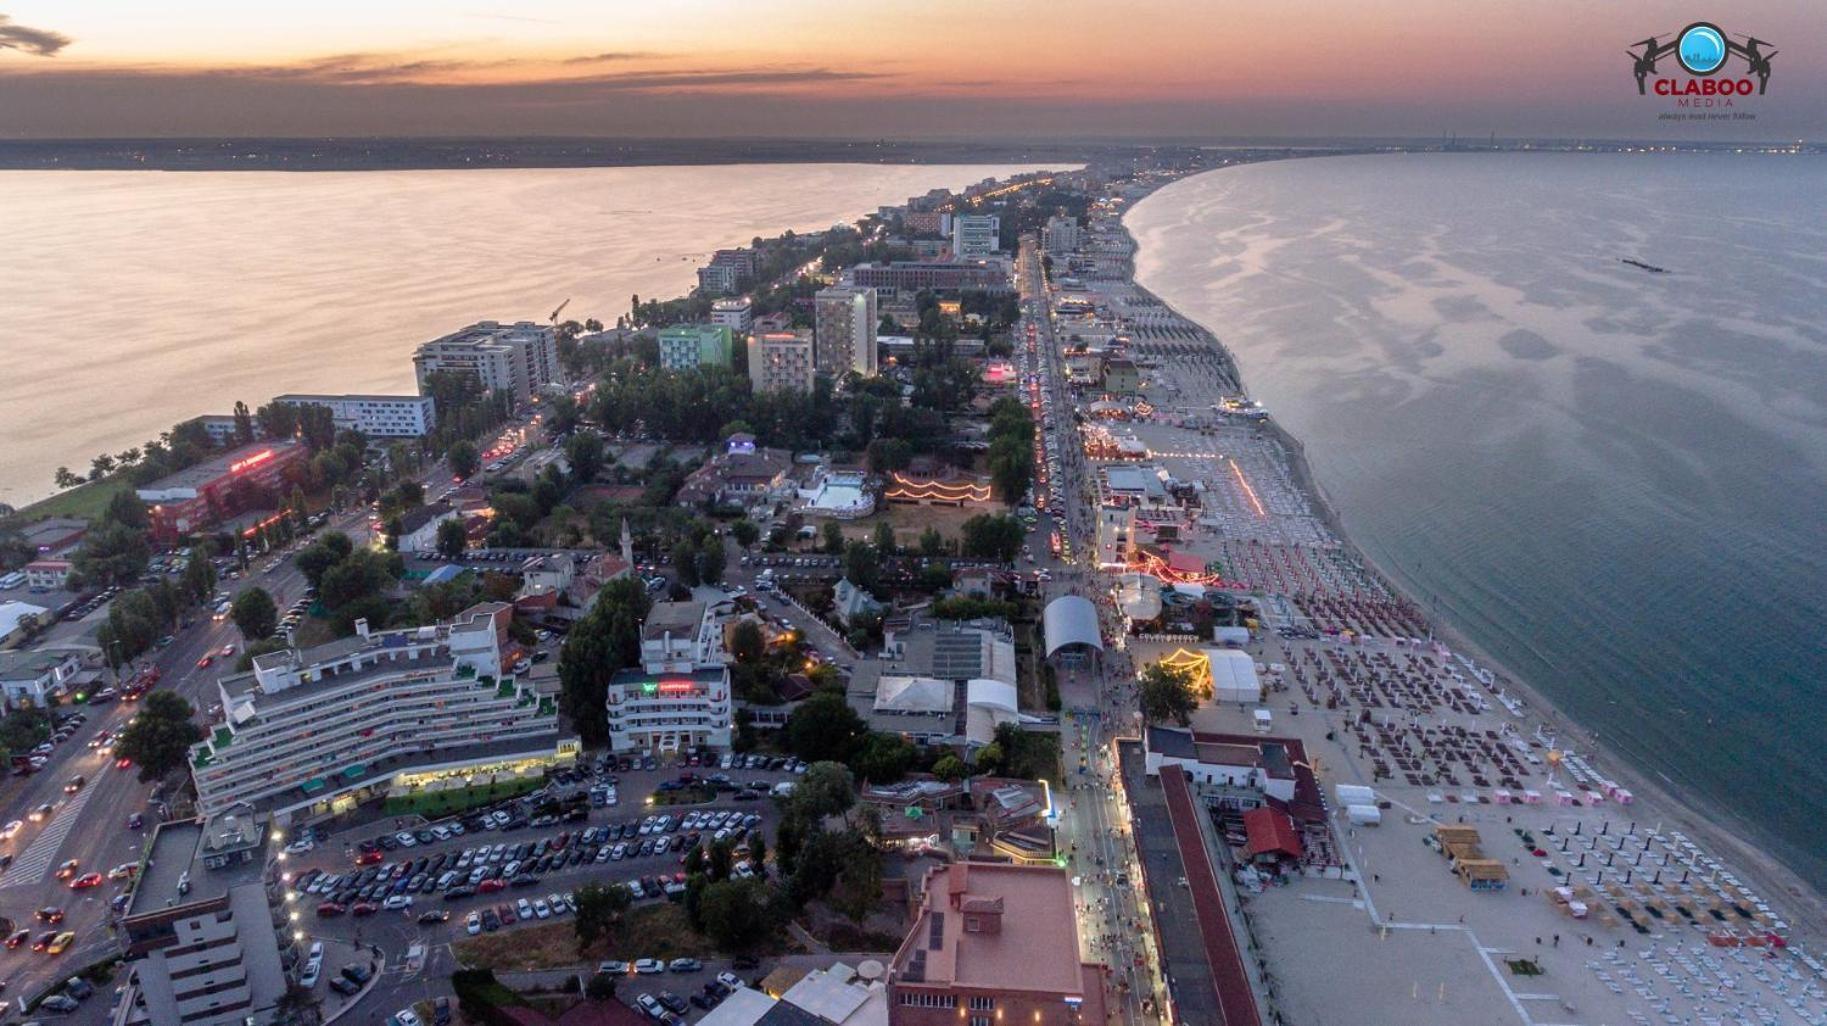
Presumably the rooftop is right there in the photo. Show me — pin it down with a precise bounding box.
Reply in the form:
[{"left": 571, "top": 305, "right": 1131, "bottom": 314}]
[
  {"left": 0, "top": 648, "right": 77, "bottom": 679},
  {"left": 642, "top": 601, "right": 705, "bottom": 642},
  {"left": 891, "top": 862, "right": 1088, "bottom": 997},
  {"left": 136, "top": 439, "right": 303, "bottom": 495},
  {"left": 127, "top": 816, "right": 268, "bottom": 919}
]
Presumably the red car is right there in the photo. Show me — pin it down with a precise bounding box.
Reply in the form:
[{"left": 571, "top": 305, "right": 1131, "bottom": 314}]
[
  {"left": 478, "top": 878, "right": 507, "bottom": 894},
  {"left": 351, "top": 902, "right": 379, "bottom": 918},
  {"left": 316, "top": 902, "right": 346, "bottom": 918},
  {"left": 115, "top": 757, "right": 133, "bottom": 770},
  {"left": 355, "top": 850, "right": 384, "bottom": 866},
  {"left": 70, "top": 873, "right": 104, "bottom": 890},
  {"left": 496, "top": 903, "right": 516, "bottom": 925},
  {"left": 196, "top": 654, "right": 213, "bottom": 669}
]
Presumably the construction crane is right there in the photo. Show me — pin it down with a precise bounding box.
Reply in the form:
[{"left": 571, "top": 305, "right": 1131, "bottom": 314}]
[{"left": 549, "top": 298, "right": 571, "bottom": 324}]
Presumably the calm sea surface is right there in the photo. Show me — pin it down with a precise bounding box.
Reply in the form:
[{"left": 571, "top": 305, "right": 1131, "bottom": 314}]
[
  {"left": 1129, "top": 152, "right": 1827, "bottom": 886},
  {"left": 0, "top": 162, "right": 1053, "bottom": 507}
]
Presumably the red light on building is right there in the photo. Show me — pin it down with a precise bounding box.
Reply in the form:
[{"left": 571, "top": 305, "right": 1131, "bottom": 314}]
[
  {"left": 229, "top": 449, "right": 275, "bottom": 474},
  {"left": 657, "top": 681, "right": 698, "bottom": 695}
]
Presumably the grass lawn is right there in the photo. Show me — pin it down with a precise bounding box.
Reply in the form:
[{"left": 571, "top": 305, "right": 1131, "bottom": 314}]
[
  {"left": 13, "top": 475, "right": 135, "bottom": 523},
  {"left": 455, "top": 903, "right": 713, "bottom": 972},
  {"left": 384, "top": 776, "right": 542, "bottom": 816}
]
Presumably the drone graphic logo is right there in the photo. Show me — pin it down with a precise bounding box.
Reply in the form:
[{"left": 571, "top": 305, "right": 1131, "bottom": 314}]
[{"left": 1628, "top": 22, "right": 1776, "bottom": 96}]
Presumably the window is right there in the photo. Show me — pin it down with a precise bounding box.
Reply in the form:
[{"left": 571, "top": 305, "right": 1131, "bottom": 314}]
[
  {"left": 969, "top": 998, "right": 996, "bottom": 1012},
  {"left": 972, "top": 1018, "right": 991, "bottom": 1026}
]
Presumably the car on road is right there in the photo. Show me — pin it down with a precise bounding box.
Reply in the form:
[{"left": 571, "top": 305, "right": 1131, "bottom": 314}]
[
  {"left": 668, "top": 958, "right": 702, "bottom": 973},
  {"left": 328, "top": 976, "right": 360, "bottom": 996},
  {"left": 39, "top": 993, "right": 80, "bottom": 1013},
  {"left": 351, "top": 902, "right": 379, "bottom": 917},
  {"left": 340, "top": 964, "right": 373, "bottom": 985},
  {"left": 30, "top": 803, "right": 55, "bottom": 823},
  {"left": 300, "top": 960, "right": 322, "bottom": 988},
  {"left": 4, "top": 929, "right": 28, "bottom": 949},
  {"left": 220, "top": 643, "right": 236, "bottom": 657},
  {"left": 36, "top": 907, "right": 65, "bottom": 923},
  {"left": 634, "top": 958, "right": 665, "bottom": 975},
  {"left": 599, "top": 961, "right": 631, "bottom": 975},
  {"left": 69, "top": 873, "right": 104, "bottom": 890},
  {"left": 47, "top": 930, "right": 75, "bottom": 954},
  {"left": 54, "top": 860, "right": 80, "bottom": 880},
  {"left": 196, "top": 654, "right": 213, "bottom": 669},
  {"left": 316, "top": 902, "right": 346, "bottom": 918},
  {"left": 0, "top": 820, "right": 19, "bottom": 839},
  {"left": 382, "top": 894, "right": 414, "bottom": 911}
]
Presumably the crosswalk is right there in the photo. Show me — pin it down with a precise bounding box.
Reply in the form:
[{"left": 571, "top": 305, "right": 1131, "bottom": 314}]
[{"left": 0, "top": 762, "right": 111, "bottom": 889}]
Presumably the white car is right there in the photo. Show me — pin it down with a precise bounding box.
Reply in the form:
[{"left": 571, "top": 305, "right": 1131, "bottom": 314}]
[
  {"left": 717, "top": 971, "right": 744, "bottom": 991},
  {"left": 390, "top": 1010, "right": 423, "bottom": 1026},
  {"left": 300, "top": 959, "right": 322, "bottom": 988},
  {"left": 382, "top": 894, "right": 414, "bottom": 911},
  {"left": 0, "top": 820, "right": 21, "bottom": 839},
  {"left": 633, "top": 958, "right": 665, "bottom": 975},
  {"left": 516, "top": 898, "right": 533, "bottom": 920},
  {"left": 284, "top": 838, "right": 315, "bottom": 855},
  {"left": 533, "top": 899, "right": 550, "bottom": 919},
  {"left": 466, "top": 911, "right": 482, "bottom": 935},
  {"left": 394, "top": 831, "right": 418, "bottom": 848}
]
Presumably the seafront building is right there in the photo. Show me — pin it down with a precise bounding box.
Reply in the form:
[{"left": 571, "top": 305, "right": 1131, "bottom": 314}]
[
  {"left": 135, "top": 440, "right": 308, "bottom": 543},
  {"left": 658, "top": 324, "right": 735, "bottom": 372},
  {"left": 951, "top": 214, "right": 1001, "bottom": 258},
  {"left": 272, "top": 393, "right": 437, "bottom": 438},
  {"left": 605, "top": 599, "right": 732, "bottom": 752},
  {"left": 710, "top": 297, "right": 754, "bottom": 334},
  {"left": 188, "top": 602, "right": 572, "bottom": 819},
  {"left": 120, "top": 816, "right": 292, "bottom": 1026},
  {"left": 698, "top": 249, "right": 755, "bottom": 296},
  {"left": 887, "top": 861, "right": 1105, "bottom": 1026},
  {"left": 847, "top": 261, "right": 1012, "bottom": 297},
  {"left": 1043, "top": 216, "right": 1081, "bottom": 254},
  {"left": 412, "top": 320, "right": 561, "bottom": 402},
  {"left": 748, "top": 330, "right": 816, "bottom": 394},
  {"left": 814, "top": 285, "right": 880, "bottom": 378}
]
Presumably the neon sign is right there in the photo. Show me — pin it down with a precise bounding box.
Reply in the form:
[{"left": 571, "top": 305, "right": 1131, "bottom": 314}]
[{"left": 229, "top": 449, "right": 275, "bottom": 474}]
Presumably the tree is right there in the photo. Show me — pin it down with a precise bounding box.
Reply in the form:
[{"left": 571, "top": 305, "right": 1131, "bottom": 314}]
[
  {"left": 448, "top": 440, "right": 480, "bottom": 479},
  {"left": 115, "top": 691, "right": 205, "bottom": 782},
  {"left": 1139, "top": 661, "right": 1200, "bottom": 726},
  {"left": 557, "top": 578, "right": 651, "bottom": 746},
  {"left": 183, "top": 549, "right": 217, "bottom": 604},
  {"left": 436, "top": 518, "right": 468, "bottom": 559},
  {"left": 919, "top": 526, "right": 946, "bottom": 557},
  {"left": 729, "top": 620, "right": 765, "bottom": 663},
  {"left": 851, "top": 732, "right": 914, "bottom": 784},
  {"left": 74, "top": 521, "right": 150, "bottom": 588},
  {"left": 708, "top": 837, "right": 734, "bottom": 882},
  {"left": 696, "top": 538, "right": 727, "bottom": 586},
  {"left": 793, "top": 761, "right": 857, "bottom": 822},
  {"left": 231, "top": 587, "right": 278, "bottom": 640},
  {"left": 932, "top": 754, "right": 966, "bottom": 782},
  {"left": 105, "top": 488, "right": 150, "bottom": 530},
  {"left": 565, "top": 431, "right": 606, "bottom": 484},
  {"left": 842, "top": 540, "right": 880, "bottom": 598},
  {"left": 232, "top": 400, "right": 256, "bottom": 446},
  {"left": 821, "top": 520, "right": 844, "bottom": 555},
  {"left": 295, "top": 532, "right": 353, "bottom": 589},
  {"left": 960, "top": 514, "right": 1024, "bottom": 563},
  {"left": 699, "top": 879, "right": 775, "bottom": 951},
  {"left": 572, "top": 882, "right": 632, "bottom": 950},
  {"left": 871, "top": 520, "right": 896, "bottom": 556},
  {"left": 731, "top": 519, "right": 760, "bottom": 549},
  {"left": 586, "top": 972, "right": 619, "bottom": 1001},
  {"left": 782, "top": 694, "right": 867, "bottom": 765},
  {"left": 53, "top": 466, "right": 82, "bottom": 490}
]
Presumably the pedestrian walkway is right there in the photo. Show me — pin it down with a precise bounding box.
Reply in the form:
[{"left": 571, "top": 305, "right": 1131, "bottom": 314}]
[{"left": 0, "top": 763, "right": 111, "bottom": 889}]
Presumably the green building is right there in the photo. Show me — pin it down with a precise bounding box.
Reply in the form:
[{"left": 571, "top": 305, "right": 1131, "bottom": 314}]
[{"left": 657, "top": 325, "right": 734, "bottom": 372}]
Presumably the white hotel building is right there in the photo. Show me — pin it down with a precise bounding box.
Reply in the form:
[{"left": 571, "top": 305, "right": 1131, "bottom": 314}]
[
  {"left": 606, "top": 600, "right": 733, "bottom": 753},
  {"left": 273, "top": 393, "right": 437, "bottom": 438},
  {"left": 189, "top": 603, "right": 572, "bottom": 820}
]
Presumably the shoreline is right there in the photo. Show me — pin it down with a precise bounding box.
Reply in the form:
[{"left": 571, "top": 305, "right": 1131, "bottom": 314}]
[{"left": 1114, "top": 159, "right": 1827, "bottom": 944}]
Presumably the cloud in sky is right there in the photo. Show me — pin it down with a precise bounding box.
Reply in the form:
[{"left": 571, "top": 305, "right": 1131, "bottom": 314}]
[{"left": 0, "top": 12, "right": 70, "bottom": 56}]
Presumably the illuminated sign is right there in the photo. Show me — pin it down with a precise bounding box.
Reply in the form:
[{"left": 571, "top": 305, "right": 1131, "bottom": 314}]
[
  {"left": 229, "top": 449, "right": 276, "bottom": 474},
  {"left": 658, "top": 681, "right": 698, "bottom": 695}
]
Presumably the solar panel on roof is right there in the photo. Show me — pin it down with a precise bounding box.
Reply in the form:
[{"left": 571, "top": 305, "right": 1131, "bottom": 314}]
[{"left": 929, "top": 911, "right": 945, "bottom": 949}]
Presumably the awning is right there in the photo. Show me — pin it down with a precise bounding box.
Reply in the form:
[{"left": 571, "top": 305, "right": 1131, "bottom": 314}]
[
  {"left": 1242, "top": 807, "right": 1303, "bottom": 860},
  {"left": 342, "top": 764, "right": 366, "bottom": 780},
  {"left": 301, "top": 778, "right": 326, "bottom": 795}
]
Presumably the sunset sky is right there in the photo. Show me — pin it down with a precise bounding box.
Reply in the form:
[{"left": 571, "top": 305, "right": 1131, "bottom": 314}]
[{"left": 1, "top": 1, "right": 1820, "bottom": 139}]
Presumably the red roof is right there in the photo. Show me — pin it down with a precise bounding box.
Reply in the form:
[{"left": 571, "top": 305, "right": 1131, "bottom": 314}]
[
  {"left": 1162, "top": 769, "right": 1264, "bottom": 1026},
  {"left": 1241, "top": 807, "right": 1303, "bottom": 860}
]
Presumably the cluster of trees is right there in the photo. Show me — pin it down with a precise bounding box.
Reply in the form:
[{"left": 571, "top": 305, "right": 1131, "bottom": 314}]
[
  {"left": 95, "top": 549, "right": 217, "bottom": 668},
  {"left": 72, "top": 490, "right": 155, "bottom": 588},
  {"left": 669, "top": 524, "right": 728, "bottom": 588},
  {"left": 52, "top": 416, "right": 219, "bottom": 492},
  {"left": 115, "top": 690, "right": 206, "bottom": 782},
  {"left": 592, "top": 363, "right": 839, "bottom": 453},
  {"left": 772, "top": 762, "right": 883, "bottom": 922},
  {"left": 421, "top": 371, "right": 516, "bottom": 455},
  {"left": 959, "top": 513, "right": 1025, "bottom": 563},
  {"left": 295, "top": 532, "right": 404, "bottom": 634},
  {"left": 556, "top": 578, "right": 651, "bottom": 746},
  {"left": 230, "top": 587, "right": 278, "bottom": 640},
  {"left": 1139, "top": 661, "right": 1202, "bottom": 726},
  {"left": 986, "top": 397, "right": 1035, "bottom": 505}
]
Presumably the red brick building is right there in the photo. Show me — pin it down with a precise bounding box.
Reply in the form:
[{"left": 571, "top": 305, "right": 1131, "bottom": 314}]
[
  {"left": 135, "top": 440, "right": 307, "bottom": 542},
  {"left": 888, "top": 862, "right": 1104, "bottom": 1026}
]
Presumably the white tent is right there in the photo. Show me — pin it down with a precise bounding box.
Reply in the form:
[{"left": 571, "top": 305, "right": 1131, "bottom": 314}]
[{"left": 1204, "top": 648, "right": 1261, "bottom": 704}]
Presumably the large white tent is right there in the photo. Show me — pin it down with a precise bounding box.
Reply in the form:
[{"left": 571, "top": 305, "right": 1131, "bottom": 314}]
[{"left": 1204, "top": 648, "right": 1261, "bottom": 704}]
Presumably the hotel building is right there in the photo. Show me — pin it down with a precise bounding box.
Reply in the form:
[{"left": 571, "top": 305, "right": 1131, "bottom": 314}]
[
  {"left": 748, "top": 330, "right": 816, "bottom": 394},
  {"left": 120, "top": 816, "right": 291, "bottom": 1026},
  {"left": 888, "top": 862, "right": 1105, "bottom": 1026},
  {"left": 605, "top": 600, "right": 732, "bottom": 753},
  {"left": 951, "top": 214, "right": 1001, "bottom": 258},
  {"left": 272, "top": 393, "right": 437, "bottom": 438},
  {"left": 189, "top": 603, "right": 570, "bottom": 819},
  {"left": 658, "top": 324, "right": 736, "bottom": 372},
  {"left": 814, "top": 285, "right": 880, "bottom": 378},
  {"left": 136, "top": 440, "right": 309, "bottom": 543},
  {"left": 710, "top": 297, "right": 754, "bottom": 334},
  {"left": 412, "top": 320, "right": 561, "bottom": 402}
]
